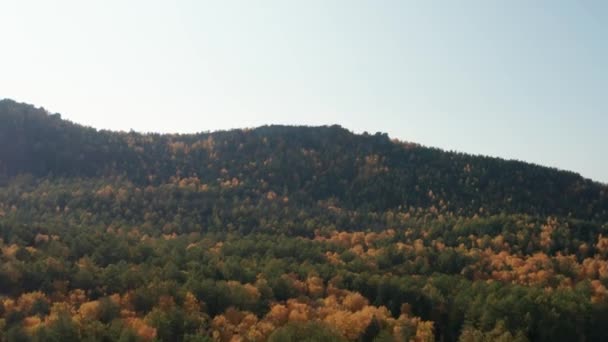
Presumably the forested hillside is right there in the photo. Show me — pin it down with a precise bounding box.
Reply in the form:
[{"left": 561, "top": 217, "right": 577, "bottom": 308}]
[{"left": 0, "top": 99, "right": 607, "bottom": 341}]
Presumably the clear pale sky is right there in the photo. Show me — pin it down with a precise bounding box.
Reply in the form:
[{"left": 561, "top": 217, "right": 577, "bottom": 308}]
[{"left": 1, "top": 1, "right": 606, "bottom": 183}]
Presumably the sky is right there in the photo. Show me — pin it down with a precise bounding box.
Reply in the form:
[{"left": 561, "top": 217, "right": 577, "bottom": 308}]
[{"left": 1, "top": 1, "right": 606, "bottom": 183}]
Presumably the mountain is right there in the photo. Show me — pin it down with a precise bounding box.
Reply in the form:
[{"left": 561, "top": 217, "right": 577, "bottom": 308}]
[
  {"left": 1, "top": 99, "right": 606, "bottom": 221},
  {"left": 0, "top": 99, "right": 607, "bottom": 342}
]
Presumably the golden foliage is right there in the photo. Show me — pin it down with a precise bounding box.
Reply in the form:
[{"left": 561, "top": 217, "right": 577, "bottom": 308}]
[
  {"left": 184, "top": 292, "right": 201, "bottom": 314},
  {"left": 78, "top": 300, "right": 100, "bottom": 321},
  {"left": 306, "top": 276, "right": 325, "bottom": 298},
  {"left": 266, "top": 304, "right": 289, "bottom": 325},
  {"left": 126, "top": 317, "right": 157, "bottom": 341},
  {"left": 23, "top": 316, "right": 43, "bottom": 334},
  {"left": 206, "top": 286, "right": 434, "bottom": 341},
  {"left": 17, "top": 292, "right": 48, "bottom": 314}
]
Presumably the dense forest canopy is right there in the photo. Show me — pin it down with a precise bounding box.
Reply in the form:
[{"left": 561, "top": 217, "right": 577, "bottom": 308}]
[{"left": 0, "top": 99, "right": 607, "bottom": 341}]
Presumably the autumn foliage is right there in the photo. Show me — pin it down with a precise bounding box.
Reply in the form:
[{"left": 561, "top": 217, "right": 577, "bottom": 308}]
[{"left": 1, "top": 100, "right": 608, "bottom": 341}]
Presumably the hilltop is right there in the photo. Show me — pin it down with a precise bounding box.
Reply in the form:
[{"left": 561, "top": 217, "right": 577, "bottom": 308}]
[{"left": 1, "top": 99, "right": 606, "bottom": 221}]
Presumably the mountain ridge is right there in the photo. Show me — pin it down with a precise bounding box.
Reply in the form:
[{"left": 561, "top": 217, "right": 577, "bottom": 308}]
[
  {"left": 1, "top": 98, "right": 606, "bottom": 222},
  {"left": 1, "top": 98, "right": 602, "bottom": 182}
]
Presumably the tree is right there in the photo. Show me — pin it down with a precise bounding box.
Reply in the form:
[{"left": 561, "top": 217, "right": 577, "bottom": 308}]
[{"left": 268, "top": 321, "right": 346, "bottom": 342}]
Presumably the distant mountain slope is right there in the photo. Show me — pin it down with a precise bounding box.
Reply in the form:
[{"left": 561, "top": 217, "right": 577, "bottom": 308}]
[{"left": 1, "top": 99, "right": 606, "bottom": 221}]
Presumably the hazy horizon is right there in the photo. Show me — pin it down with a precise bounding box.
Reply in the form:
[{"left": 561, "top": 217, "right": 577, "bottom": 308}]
[{"left": 1, "top": 1, "right": 606, "bottom": 183}]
